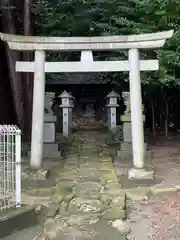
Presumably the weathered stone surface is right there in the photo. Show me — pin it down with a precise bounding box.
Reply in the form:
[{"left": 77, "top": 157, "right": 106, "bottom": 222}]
[
  {"left": 56, "top": 180, "right": 75, "bottom": 189},
  {"left": 99, "top": 152, "right": 111, "bottom": 158},
  {"left": 101, "top": 173, "right": 118, "bottom": 185},
  {"left": 33, "top": 232, "right": 46, "bottom": 240},
  {"left": 65, "top": 193, "right": 74, "bottom": 203},
  {"left": 22, "top": 169, "right": 50, "bottom": 180},
  {"left": 68, "top": 198, "right": 104, "bottom": 213},
  {"left": 111, "top": 219, "right": 131, "bottom": 235},
  {"left": 100, "top": 156, "right": 112, "bottom": 162},
  {"left": 67, "top": 213, "right": 99, "bottom": 226},
  {"left": 111, "top": 196, "right": 126, "bottom": 210},
  {"left": 51, "top": 189, "right": 70, "bottom": 204},
  {"left": 78, "top": 168, "right": 101, "bottom": 181},
  {"left": 128, "top": 168, "right": 154, "bottom": 180},
  {"left": 73, "top": 181, "right": 102, "bottom": 199},
  {"left": 81, "top": 142, "right": 97, "bottom": 148},
  {"left": 44, "top": 218, "right": 61, "bottom": 240},
  {"left": 57, "top": 227, "right": 98, "bottom": 240},
  {"left": 34, "top": 132, "right": 131, "bottom": 239},
  {"left": 58, "top": 201, "right": 67, "bottom": 216},
  {"left": 80, "top": 149, "right": 97, "bottom": 155},
  {"left": 101, "top": 183, "right": 124, "bottom": 197},
  {"left": 102, "top": 208, "right": 126, "bottom": 220},
  {"left": 65, "top": 154, "right": 79, "bottom": 159},
  {"left": 91, "top": 221, "right": 127, "bottom": 240},
  {"left": 100, "top": 194, "right": 112, "bottom": 205},
  {"left": 34, "top": 204, "right": 43, "bottom": 214},
  {"left": 46, "top": 204, "right": 59, "bottom": 218},
  {"left": 125, "top": 188, "right": 150, "bottom": 201},
  {"left": 26, "top": 187, "right": 54, "bottom": 197},
  {"left": 22, "top": 193, "right": 51, "bottom": 206},
  {"left": 58, "top": 170, "right": 79, "bottom": 181}
]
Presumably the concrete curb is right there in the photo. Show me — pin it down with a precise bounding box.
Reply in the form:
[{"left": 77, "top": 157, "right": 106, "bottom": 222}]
[
  {"left": 150, "top": 186, "right": 180, "bottom": 195},
  {"left": 33, "top": 232, "right": 44, "bottom": 240},
  {"left": 122, "top": 185, "right": 180, "bottom": 202},
  {"left": 0, "top": 205, "right": 42, "bottom": 238}
]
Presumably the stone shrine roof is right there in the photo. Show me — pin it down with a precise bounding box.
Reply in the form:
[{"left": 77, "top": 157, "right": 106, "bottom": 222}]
[{"left": 46, "top": 72, "right": 106, "bottom": 85}]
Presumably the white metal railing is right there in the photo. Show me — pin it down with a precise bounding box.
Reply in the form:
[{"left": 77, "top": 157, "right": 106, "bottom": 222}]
[{"left": 0, "top": 125, "right": 21, "bottom": 210}]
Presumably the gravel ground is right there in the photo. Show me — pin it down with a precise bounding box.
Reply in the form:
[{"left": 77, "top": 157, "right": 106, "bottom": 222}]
[
  {"left": 126, "top": 135, "right": 180, "bottom": 240},
  {"left": 127, "top": 192, "right": 180, "bottom": 240}
]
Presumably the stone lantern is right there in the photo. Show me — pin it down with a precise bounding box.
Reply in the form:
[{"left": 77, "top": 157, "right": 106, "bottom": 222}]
[
  {"left": 106, "top": 90, "right": 120, "bottom": 130},
  {"left": 58, "top": 91, "right": 74, "bottom": 137}
]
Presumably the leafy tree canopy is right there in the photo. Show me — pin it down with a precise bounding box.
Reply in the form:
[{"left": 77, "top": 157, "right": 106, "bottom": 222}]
[{"left": 32, "top": 0, "right": 180, "bottom": 86}]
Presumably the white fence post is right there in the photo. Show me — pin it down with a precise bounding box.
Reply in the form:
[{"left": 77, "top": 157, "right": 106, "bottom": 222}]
[
  {"left": 15, "top": 128, "right": 21, "bottom": 208},
  {"left": 0, "top": 125, "right": 21, "bottom": 211}
]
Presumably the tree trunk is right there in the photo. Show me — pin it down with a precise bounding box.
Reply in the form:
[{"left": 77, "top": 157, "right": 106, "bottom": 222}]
[
  {"left": 165, "top": 100, "right": 169, "bottom": 137},
  {"left": 0, "top": 45, "right": 15, "bottom": 124},
  {"left": 151, "top": 99, "right": 156, "bottom": 136},
  {"left": 159, "top": 101, "right": 164, "bottom": 132},
  {"left": 1, "top": 0, "right": 23, "bottom": 128},
  {"left": 23, "top": 0, "right": 33, "bottom": 139}
]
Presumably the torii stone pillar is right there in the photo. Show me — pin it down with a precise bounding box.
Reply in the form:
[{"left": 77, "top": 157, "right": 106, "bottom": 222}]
[
  {"left": 31, "top": 50, "right": 45, "bottom": 169},
  {"left": 0, "top": 30, "right": 173, "bottom": 172},
  {"left": 129, "top": 49, "right": 144, "bottom": 166},
  {"left": 106, "top": 91, "right": 120, "bottom": 130},
  {"left": 59, "top": 91, "right": 74, "bottom": 137},
  {"left": 128, "top": 49, "right": 151, "bottom": 179}
]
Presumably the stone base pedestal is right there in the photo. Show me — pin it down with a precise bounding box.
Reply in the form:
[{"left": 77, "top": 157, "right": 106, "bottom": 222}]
[
  {"left": 117, "top": 141, "right": 151, "bottom": 165},
  {"left": 43, "top": 143, "right": 62, "bottom": 158},
  {"left": 22, "top": 168, "right": 50, "bottom": 180},
  {"left": 128, "top": 168, "right": 154, "bottom": 180},
  {"left": 41, "top": 114, "right": 63, "bottom": 158},
  {"left": 118, "top": 113, "right": 151, "bottom": 164},
  {"left": 28, "top": 143, "right": 62, "bottom": 159},
  {"left": 120, "top": 142, "right": 147, "bottom": 151},
  {"left": 117, "top": 149, "right": 151, "bottom": 159},
  {"left": 44, "top": 114, "right": 56, "bottom": 143}
]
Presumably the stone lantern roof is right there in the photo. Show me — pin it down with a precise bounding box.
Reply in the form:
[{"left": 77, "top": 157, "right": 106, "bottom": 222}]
[
  {"left": 106, "top": 90, "right": 120, "bottom": 99},
  {"left": 58, "top": 90, "right": 72, "bottom": 98}
]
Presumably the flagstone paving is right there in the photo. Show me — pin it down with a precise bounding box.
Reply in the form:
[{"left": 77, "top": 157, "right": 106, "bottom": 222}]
[{"left": 31, "top": 131, "right": 130, "bottom": 240}]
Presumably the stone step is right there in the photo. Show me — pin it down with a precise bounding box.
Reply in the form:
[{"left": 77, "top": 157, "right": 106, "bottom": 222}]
[
  {"left": 28, "top": 143, "right": 62, "bottom": 159},
  {"left": 117, "top": 149, "right": 152, "bottom": 161},
  {"left": 120, "top": 142, "right": 148, "bottom": 151}
]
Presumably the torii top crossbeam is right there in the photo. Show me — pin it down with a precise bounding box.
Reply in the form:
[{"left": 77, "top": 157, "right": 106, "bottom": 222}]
[{"left": 0, "top": 30, "right": 173, "bottom": 50}]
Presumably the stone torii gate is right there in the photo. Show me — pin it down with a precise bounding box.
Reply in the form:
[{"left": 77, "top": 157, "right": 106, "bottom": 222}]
[{"left": 0, "top": 30, "right": 173, "bottom": 178}]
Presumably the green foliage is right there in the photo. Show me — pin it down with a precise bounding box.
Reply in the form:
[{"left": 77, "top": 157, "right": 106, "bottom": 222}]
[{"left": 32, "top": 0, "right": 180, "bottom": 86}]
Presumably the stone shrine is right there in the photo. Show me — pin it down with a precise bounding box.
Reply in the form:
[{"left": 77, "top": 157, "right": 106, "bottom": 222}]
[
  {"left": 70, "top": 89, "right": 107, "bottom": 131},
  {"left": 74, "top": 98, "right": 98, "bottom": 130},
  {"left": 84, "top": 103, "right": 95, "bottom": 118}
]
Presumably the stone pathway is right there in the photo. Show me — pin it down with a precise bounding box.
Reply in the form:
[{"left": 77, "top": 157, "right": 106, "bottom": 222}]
[{"left": 32, "top": 131, "right": 130, "bottom": 240}]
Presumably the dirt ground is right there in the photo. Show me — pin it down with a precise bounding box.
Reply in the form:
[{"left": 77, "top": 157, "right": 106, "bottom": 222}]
[
  {"left": 127, "top": 192, "right": 180, "bottom": 240},
  {"left": 127, "top": 134, "right": 180, "bottom": 240}
]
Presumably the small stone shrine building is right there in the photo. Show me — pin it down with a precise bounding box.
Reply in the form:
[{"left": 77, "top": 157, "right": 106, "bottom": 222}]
[{"left": 47, "top": 72, "right": 120, "bottom": 132}]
